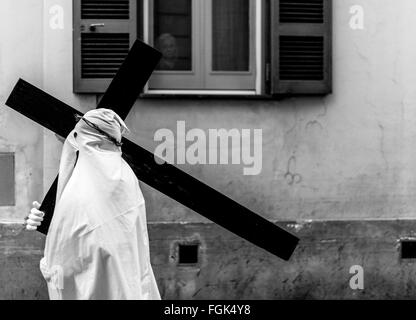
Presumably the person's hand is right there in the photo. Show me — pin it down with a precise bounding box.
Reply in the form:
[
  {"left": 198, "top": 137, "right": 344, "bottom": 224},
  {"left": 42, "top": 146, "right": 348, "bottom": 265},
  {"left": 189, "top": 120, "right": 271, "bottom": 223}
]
[{"left": 25, "top": 201, "right": 45, "bottom": 231}]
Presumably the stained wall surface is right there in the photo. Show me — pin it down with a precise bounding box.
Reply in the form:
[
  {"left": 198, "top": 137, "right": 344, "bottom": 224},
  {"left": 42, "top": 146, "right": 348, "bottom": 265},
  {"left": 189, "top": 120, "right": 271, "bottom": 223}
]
[{"left": 1, "top": 0, "right": 416, "bottom": 299}]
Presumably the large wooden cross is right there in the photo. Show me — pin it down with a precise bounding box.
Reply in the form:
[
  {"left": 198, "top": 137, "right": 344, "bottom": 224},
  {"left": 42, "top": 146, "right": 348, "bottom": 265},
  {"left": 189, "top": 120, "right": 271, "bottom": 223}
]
[{"left": 5, "top": 40, "right": 299, "bottom": 261}]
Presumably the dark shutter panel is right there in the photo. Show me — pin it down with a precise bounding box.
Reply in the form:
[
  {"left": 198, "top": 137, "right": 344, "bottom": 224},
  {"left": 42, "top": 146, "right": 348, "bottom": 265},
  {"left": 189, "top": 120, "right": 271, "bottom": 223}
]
[
  {"left": 271, "top": 0, "right": 332, "bottom": 95},
  {"left": 74, "top": 0, "right": 137, "bottom": 93}
]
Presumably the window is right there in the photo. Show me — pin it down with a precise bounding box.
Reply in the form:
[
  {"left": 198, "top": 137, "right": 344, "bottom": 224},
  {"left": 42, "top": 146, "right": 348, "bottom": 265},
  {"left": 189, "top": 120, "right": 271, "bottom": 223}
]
[
  {"left": 0, "top": 153, "right": 15, "bottom": 206},
  {"left": 147, "top": 0, "right": 257, "bottom": 92},
  {"left": 73, "top": 0, "right": 332, "bottom": 96}
]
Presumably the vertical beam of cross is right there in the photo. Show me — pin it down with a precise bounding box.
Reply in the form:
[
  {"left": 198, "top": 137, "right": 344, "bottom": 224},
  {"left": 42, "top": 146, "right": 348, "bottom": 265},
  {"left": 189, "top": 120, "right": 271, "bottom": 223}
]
[{"left": 37, "top": 40, "right": 162, "bottom": 234}]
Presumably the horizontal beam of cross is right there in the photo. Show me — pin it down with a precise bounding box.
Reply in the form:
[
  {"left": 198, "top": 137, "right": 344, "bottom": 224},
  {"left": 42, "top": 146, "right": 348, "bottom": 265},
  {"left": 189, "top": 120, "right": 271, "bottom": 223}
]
[{"left": 6, "top": 80, "right": 299, "bottom": 260}]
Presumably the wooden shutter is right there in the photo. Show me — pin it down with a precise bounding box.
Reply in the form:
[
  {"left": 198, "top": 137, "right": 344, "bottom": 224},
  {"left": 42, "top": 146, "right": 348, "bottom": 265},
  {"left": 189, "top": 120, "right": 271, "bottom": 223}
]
[
  {"left": 270, "top": 0, "right": 332, "bottom": 95},
  {"left": 74, "top": 0, "right": 137, "bottom": 93}
]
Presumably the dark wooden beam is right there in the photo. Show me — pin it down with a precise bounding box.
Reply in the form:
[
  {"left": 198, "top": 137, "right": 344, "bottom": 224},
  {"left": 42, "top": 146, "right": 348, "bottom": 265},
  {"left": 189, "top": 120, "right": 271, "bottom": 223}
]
[
  {"left": 96, "top": 40, "right": 162, "bottom": 118},
  {"left": 5, "top": 79, "right": 299, "bottom": 260}
]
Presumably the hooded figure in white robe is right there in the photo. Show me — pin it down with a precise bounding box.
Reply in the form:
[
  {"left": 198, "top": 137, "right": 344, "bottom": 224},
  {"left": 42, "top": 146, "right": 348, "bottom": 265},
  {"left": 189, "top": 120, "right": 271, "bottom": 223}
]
[{"left": 39, "top": 108, "right": 161, "bottom": 300}]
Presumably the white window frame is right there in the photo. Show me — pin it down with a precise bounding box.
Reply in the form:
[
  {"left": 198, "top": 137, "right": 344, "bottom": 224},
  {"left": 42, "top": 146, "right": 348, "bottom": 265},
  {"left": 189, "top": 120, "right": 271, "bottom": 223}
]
[{"left": 142, "top": 0, "right": 262, "bottom": 96}]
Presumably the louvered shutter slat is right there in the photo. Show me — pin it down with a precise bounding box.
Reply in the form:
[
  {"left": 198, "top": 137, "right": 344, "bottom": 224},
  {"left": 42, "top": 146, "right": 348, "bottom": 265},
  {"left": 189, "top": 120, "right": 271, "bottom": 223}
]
[
  {"left": 279, "top": 36, "right": 324, "bottom": 80},
  {"left": 81, "top": 33, "right": 130, "bottom": 79},
  {"left": 280, "top": 0, "right": 324, "bottom": 23},
  {"left": 81, "top": 0, "right": 130, "bottom": 19}
]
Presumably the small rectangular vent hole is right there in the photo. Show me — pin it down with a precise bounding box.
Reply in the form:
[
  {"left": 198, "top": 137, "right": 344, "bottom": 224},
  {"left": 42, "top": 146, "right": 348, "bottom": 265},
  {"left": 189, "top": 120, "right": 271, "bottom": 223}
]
[
  {"left": 178, "top": 244, "right": 199, "bottom": 265},
  {"left": 401, "top": 240, "right": 416, "bottom": 259}
]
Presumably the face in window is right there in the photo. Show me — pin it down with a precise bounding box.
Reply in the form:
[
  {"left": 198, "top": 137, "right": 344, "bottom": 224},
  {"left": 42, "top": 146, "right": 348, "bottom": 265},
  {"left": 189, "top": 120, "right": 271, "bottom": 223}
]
[{"left": 156, "top": 33, "right": 178, "bottom": 70}]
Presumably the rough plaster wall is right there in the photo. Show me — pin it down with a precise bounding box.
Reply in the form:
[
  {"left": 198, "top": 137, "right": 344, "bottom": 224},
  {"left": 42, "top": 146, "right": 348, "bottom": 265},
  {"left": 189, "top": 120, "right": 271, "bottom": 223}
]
[
  {"left": 41, "top": 0, "right": 96, "bottom": 195},
  {"left": 0, "top": 225, "right": 47, "bottom": 299},
  {"left": 3, "top": 0, "right": 414, "bottom": 224},
  {"left": 4, "top": 220, "right": 416, "bottom": 300},
  {"left": 3, "top": 0, "right": 416, "bottom": 300},
  {"left": 123, "top": 0, "right": 416, "bottom": 222},
  {"left": 0, "top": 0, "right": 44, "bottom": 222},
  {"left": 152, "top": 220, "right": 416, "bottom": 300}
]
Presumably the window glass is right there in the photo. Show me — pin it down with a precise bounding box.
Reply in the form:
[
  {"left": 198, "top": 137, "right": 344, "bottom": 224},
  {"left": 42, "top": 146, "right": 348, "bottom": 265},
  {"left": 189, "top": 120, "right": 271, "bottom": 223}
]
[
  {"left": 154, "top": 0, "right": 192, "bottom": 71},
  {"left": 212, "top": 0, "right": 249, "bottom": 72}
]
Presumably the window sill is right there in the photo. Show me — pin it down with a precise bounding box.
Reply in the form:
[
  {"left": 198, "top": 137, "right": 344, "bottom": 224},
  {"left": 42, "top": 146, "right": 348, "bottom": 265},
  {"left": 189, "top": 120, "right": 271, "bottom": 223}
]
[{"left": 140, "top": 90, "right": 276, "bottom": 100}]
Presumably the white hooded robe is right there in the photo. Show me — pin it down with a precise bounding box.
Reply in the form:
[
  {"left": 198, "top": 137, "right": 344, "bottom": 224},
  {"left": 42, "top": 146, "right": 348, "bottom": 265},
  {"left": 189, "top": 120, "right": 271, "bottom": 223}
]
[{"left": 39, "top": 109, "right": 161, "bottom": 300}]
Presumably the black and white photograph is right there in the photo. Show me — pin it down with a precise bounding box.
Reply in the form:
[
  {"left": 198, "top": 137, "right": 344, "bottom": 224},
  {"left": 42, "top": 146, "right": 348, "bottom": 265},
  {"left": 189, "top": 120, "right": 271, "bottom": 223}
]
[{"left": 0, "top": 0, "right": 412, "bottom": 309}]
